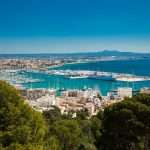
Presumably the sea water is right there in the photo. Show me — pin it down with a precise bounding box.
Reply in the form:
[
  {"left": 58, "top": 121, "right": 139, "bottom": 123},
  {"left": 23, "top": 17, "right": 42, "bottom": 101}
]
[{"left": 22, "top": 58, "right": 150, "bottom": 96}]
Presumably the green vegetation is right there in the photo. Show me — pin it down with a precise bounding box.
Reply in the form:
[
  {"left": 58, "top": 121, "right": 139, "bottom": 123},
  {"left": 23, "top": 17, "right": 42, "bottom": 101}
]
[
  {"left": 0, "top": 81, "right": 150, "bottom": 150},
  {"left": 0, "top": 81, "right": 46, "bottom": 150},
  {"left": 100, "top": 97, "right": 150, "bottom": 150}
]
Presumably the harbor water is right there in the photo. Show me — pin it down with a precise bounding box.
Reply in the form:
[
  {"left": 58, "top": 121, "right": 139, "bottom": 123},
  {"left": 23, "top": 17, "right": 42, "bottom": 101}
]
[{"left": 20, "top": 58, "right": 150, "bottom": 96}]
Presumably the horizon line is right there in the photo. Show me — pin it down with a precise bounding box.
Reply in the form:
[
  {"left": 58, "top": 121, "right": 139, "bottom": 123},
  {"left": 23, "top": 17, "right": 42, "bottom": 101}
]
[{"left": 0, "top": 50, "right": 150, "bottom": 55}]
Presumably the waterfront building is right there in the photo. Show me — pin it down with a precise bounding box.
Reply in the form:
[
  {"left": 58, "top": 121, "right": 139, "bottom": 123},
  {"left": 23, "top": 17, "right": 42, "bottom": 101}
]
[
  {"left": 20, "top": 88, "right": 57, "bottom": 111},
  {"left": 140, "top": 88, "right": 150, "bottom": 94},
  {"left": 106, "top": 87, "right": 133, "bottom": 100},
  {"left": 117, "top": 87, "right": 133, "bottom": 99}
]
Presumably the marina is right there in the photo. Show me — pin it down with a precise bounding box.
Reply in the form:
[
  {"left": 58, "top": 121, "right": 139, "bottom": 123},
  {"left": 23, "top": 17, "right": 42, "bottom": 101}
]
[
  {"left": 0, "top": 58, "right": 150, "bottom": 96},
  {"left": 0, "top": 69, "right": 44, "bottom": 85}
]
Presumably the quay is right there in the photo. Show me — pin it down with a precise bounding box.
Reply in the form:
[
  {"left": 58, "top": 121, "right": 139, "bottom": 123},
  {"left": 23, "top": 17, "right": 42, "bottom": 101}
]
[{"left": 46, "top": 70, "right": 150, "bottom": 82}]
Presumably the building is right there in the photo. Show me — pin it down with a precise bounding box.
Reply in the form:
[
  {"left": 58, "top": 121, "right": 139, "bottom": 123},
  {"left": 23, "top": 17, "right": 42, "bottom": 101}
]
[
  {"left": 140, "top": 88, "right": 150, "bottom": 94},
  {"left": 20, "top": 88, "right": 57, "bottom": 111},
  {"left": 117, "top": 87, "right": 133, "bottom": 99},
  {"left": 56, "top": 89, "right": 102, "bottom": 116}
]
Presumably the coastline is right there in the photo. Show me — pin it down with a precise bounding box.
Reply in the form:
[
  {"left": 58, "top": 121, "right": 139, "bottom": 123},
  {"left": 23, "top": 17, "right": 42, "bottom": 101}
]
[{"left": 47, "top": 57, "right": 147, "bottom": 70}]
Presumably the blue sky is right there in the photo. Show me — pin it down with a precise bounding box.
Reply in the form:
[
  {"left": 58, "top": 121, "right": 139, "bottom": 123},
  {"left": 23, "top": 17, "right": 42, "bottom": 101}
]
[{"left": 0, "top": 0, "right": 150, "bottom": 53}]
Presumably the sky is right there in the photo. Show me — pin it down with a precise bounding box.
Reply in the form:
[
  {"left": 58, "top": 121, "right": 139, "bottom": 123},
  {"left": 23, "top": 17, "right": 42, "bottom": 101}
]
[{"left": 0, "top": 0, "right": 150, "bottom": 53}]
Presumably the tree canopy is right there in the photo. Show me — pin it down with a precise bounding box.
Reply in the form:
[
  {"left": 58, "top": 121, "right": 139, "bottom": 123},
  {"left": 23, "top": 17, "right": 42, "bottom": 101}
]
[
  {"left": 100, "top": 94, "right": 150, "bottom": 150},
  {"left": 0, "top": 81, "right": 46, "bottom": 149}
]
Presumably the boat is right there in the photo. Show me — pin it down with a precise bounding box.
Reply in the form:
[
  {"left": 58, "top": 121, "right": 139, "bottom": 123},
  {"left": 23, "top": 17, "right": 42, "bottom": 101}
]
[
  {"left": 67, "top": 75, "right": 88, "bottom": 79},
  {"left": 69, "top": 75, "right": 88, "bottom": 79},
  {"left": 116, "top": 76, "right": 147, "bottom": 82}
]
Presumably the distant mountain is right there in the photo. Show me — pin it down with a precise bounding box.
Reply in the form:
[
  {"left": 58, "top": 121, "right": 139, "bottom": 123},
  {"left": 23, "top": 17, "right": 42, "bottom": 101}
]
[
  {"left": 0, "top": 50, "right": 149, "bottom": 59},
  {"left": 97, "top": 50, "right": 150, "bottom": 57},
  {"left": 60, "top": 50, "right": 150, "bottom": 57}
]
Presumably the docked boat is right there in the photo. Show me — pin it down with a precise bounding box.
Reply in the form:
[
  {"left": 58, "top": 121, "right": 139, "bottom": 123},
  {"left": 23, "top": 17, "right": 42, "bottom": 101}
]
[
  {"left": 69, "top": 76, "right": 88, "bottom": 79},
  {"left": 66, "top": 75, "right": 88, "bottom": 79}
]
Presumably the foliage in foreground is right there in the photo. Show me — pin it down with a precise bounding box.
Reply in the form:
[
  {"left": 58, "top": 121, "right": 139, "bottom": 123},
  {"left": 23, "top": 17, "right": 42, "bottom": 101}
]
[
  {"left": 0, "top": 81, "right": 47, "bottom": 150},
  {"left": 0, "top": 81, "right": 150, "bottom": 150}
]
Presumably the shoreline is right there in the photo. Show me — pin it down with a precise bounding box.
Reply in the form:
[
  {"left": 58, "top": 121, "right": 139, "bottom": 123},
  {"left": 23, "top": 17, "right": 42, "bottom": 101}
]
[{"left": 47, "top": 57, "right": 147, "bottom": 70}]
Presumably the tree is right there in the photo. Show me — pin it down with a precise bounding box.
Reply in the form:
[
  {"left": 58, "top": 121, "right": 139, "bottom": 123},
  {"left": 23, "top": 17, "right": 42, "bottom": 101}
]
[
  {"left": 100, "top": 95, "right": 150, "bottom": 150},
  {"left": 50, "top": 120, "right": 82, "bottom": 150},
  {"left": 44, "top": 136, "right": 61, "bottom": 150},
  {"left": 90, "top": 116, "right": 102, "bottom": 149},
  {"left": 76, "top": 108, "right": 89, "bottom": 120},
  {"left": 43, "top": 107, "right": 98, "bottom": 150},
  {"left": 0, "top": 81, "right": 46, "bottom": 149},
  {"left": 129, "top": 94, "right": 150, "bottom": 150},
  {"left": 43, "top": 106, "right": 61, "bottom": 124}
]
